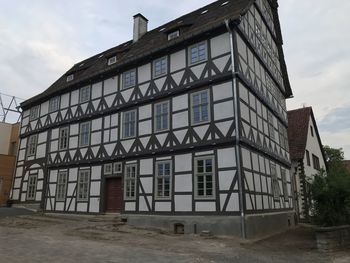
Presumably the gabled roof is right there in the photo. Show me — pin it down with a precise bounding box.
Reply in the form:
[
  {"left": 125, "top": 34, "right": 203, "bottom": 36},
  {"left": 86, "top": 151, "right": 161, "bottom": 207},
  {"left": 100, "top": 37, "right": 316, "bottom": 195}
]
[
  {"left": 287, "top": 107, "right": 325, "bottom": 163},
  {"left": 21, "top": 0, "right": 290, "bottom": 109}
]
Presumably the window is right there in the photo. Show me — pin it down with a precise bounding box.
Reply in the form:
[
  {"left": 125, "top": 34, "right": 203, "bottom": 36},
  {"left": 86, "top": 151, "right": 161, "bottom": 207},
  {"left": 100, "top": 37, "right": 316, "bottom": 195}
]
[
  {"left": 66, "top": 74, "right": 74, "bottom": 82},
  {"left": 29, "top": 106, "right": 39, "bottom": 121},
  {"left": 122, "top": 69, "right": 136, "bottom": 89},
  {"left": 270, "top": 163, "right": 280, "bottom": 200},
  {"left": 49, "top": 96, "right": 60, "bottom": 112},
  {"left": 27, "top": 134, "right": 38, "bottom": 157},
  {"left": 122, "top": 110, "right": 136, "bottom": 138},
  {"left": 56, "top": 171, "right": 68, "bottom": 201},
  {"left": 312, "top": 154, "right": 320, "bottom": 170},
  {"left": 108, "top": 56, "right": 117, "bottom": 65},
  {"left": 267, "top": 111, "right": 275, "bottom": 140},
  {"left": 58, "top": 127, "right": 69, "bottom": 150},
  {"left": 79, "top": 86, "right": 90, "bottom": 103},
  {"left": 154, "top": 101, "right": 169, "bottom": 131},
  {"left": 168, "top": 30, "right": 179, "bottom": 40},
  {"left": 191, "top": 90, "right": 210, "bottom": 124},
  {"left": 77, "top": 170, "right": 90, "bottom": 201},
  {"left": 124, "top": 164, "right": 137, "bottom": 200},
  {"left": 195, "top": 156, "right": 215, "bottom": 198},
  {"left": 26, "top": 174, "right": 37, "bottom": 200},
  {"left": 310, "top": 126, "right": 314, "bottom": 137},
  {"left": 281, "top": 168, "right": 288, "bottom": 202},
  {"left": 104, "top": 163, "right": 113, "bottom": 175},
  {"left": 153, "top": 57, "right": 167, "bottom": 78},
  {"left": 113, "top": 162, "right": 122, "bottom": 174},
  {"left": 79, "top": 122, "right": 90, "bottom": 147},
  {"left": 155, "top": 161, "right": 171, "bottom": 199},
  {"left": 189, "top": 42, "right": 207, "bottom": 65},
  {"left": 306, "top": 150, "right": 311, "bottom": 166}
]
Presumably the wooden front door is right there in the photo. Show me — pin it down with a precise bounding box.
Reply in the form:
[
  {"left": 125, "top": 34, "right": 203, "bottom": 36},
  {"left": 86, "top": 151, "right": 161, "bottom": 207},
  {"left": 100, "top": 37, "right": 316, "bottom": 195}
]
[{"left": 105, "top": 178, "right": 123, "bottom": 213}]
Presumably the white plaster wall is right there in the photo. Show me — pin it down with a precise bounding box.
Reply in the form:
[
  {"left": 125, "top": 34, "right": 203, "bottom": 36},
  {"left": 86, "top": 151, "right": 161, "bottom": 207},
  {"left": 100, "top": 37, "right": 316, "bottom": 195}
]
[
  {"left": 170, "top": 49, "right": 186, "bottom": 72},
  {"left": 210, "top": 33, "right": 230, "bottom": 58},
  {"left": 138, "top": 63, "right": 151, "bottom": 84}
]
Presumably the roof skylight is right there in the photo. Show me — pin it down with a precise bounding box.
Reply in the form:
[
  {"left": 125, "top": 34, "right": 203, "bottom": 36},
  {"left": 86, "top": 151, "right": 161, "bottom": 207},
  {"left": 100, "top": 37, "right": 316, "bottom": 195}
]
[
  {"left": 201, "top": 10, "right": 208, "bottom": 15},
  {"left": 221, "top": 1, "right": 229, "bottom": 6}
]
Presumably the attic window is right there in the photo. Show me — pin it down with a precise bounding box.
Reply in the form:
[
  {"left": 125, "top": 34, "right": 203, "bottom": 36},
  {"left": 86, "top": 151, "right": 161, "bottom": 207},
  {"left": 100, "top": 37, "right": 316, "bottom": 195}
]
[
  {"left": 201, "top": 10, "right": 208, "bottom": 15},
  {"left": 66, "top": 74, "right": 74, "bottom": 82},
  {"left": 168, "top": 30, "right": 180, "bottom": 41},
  {"left": 108, "top": 56, "right": 117, "bottom": 65},
  {"left": 221, "top": 1, "right": 229, "bottom": 6},
  {"left": 159, "top": 27, "right": 166, "bottom": 32}
]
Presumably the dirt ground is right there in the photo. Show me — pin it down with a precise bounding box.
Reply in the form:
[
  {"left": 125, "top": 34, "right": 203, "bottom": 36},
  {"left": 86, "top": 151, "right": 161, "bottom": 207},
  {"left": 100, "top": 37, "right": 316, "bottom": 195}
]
[{"left": 0, "top": 214, "right": 349, "bottom": 263}]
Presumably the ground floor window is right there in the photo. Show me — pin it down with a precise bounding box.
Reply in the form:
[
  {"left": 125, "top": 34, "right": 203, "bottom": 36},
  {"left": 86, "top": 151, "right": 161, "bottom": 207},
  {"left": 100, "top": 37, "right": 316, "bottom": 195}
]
[
  {"left": 270, "top": 163, "right": 280, "bottom": 201},
  {"left": 27, "top": 174, "right": 37, "bottom": 200},
  {"left": 195, "top": 156, "right": 215, "bottom": 198},
  {"left": 281, "top": 168, "right": 289, "bottom": 202},
  {"left": 77, "top": 170, "right": 90, "bottom": 201},
  {"left": 155, "top": 161, "right": 171, "bottom": 199},
  {"left": 124, "top": 164, "right": 137, "bottom": 200},
  {"left": 56, "top": 171, "right": 68, "bottom": 201}
]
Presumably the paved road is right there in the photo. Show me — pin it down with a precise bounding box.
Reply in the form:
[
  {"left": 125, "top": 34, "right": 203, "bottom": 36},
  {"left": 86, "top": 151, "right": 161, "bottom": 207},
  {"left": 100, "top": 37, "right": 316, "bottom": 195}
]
[
  {"left": 0, "top": 207, "right": 35, "bottom": 217},
  {"left": 0, "top": 214, "right": 348, "bottom": 263}
]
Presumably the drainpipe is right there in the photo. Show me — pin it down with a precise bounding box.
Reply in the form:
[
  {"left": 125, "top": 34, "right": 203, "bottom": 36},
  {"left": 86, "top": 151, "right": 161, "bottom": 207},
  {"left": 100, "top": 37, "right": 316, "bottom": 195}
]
[{"left": 225, "top": 19, "right": 246, "bottom": 239}]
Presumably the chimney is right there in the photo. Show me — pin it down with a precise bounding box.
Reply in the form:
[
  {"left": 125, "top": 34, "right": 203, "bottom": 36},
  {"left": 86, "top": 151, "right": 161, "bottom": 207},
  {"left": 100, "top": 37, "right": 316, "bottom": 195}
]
[{"left": 133, "top": 13, "right": 148, "bottom": 42}]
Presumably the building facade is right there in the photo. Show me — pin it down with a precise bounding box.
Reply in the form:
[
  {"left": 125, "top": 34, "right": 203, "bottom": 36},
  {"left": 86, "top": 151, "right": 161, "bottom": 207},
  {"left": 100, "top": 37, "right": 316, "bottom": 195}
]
[
  {"left": 11, "top": 0, "right": 294, "bottom": 238},
  {"left": 0, "top": 122, "right": 19, "bottom": 206},
  {"left": 287, "top": 107, "right": 326, "bottom": 221}
]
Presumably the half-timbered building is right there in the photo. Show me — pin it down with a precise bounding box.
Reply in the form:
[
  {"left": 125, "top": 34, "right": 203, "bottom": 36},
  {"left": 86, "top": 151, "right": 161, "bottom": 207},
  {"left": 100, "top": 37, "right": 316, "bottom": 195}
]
[{"left": 11, "top": 0, "right": 294, "bottom": 238}]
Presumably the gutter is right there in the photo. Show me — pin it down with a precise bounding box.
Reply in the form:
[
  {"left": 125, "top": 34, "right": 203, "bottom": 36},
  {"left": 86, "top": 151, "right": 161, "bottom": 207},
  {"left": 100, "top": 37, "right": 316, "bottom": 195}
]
[{"left": 225, "top": 18, "right": 246, "bottom": 239}]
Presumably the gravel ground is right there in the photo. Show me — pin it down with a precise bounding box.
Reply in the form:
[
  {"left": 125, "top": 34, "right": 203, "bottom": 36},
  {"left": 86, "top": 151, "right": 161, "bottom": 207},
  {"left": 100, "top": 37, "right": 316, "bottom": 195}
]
[{"left": 0, "top": 213, "right": 348, "bottom": 263}]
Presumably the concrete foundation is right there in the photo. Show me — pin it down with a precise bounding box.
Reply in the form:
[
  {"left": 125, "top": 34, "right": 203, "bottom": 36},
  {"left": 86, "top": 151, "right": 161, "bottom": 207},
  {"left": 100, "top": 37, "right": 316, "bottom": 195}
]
[{"left": 124, "top": 211, "right": 296, "bottom": 239}]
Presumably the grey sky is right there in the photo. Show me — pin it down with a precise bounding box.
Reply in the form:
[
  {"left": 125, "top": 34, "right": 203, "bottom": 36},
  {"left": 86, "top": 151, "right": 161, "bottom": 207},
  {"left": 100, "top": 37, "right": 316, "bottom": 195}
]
[{"left": 1, "top": 0, "right": 349, "bottom": 158}]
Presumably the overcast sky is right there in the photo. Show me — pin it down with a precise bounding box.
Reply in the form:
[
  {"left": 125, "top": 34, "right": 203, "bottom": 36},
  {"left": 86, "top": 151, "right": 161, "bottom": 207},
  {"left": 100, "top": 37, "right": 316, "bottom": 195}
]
[{"left": 0, "top": 0, "right": 349, "bottom": 158}]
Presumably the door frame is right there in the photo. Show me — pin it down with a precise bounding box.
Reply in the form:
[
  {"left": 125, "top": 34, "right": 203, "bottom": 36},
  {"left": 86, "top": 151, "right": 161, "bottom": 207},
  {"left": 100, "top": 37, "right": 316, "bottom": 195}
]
[{"left": 103, "top": 176, "right": 124, "bottom": 213}]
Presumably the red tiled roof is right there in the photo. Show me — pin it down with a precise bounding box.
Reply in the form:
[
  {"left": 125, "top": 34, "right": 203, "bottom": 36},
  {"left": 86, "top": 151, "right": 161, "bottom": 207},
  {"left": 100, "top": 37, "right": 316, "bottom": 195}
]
[
  {"left": 344, "top": 160, "right": 350, "bottom": 173},
  {"left": 287, "top": 107, "right": 312, "bottom": 161}
]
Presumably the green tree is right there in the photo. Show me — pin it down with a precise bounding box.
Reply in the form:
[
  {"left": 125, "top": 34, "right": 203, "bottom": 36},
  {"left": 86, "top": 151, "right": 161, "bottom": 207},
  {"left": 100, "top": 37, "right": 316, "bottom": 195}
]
[{"left": 309, "top": 146, "right": 350, "bottom": 226}]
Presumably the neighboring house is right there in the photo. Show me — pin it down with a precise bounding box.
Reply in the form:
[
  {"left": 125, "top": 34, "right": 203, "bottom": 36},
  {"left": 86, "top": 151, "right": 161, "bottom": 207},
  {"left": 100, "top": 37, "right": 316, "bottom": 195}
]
[
  {"left": 344, "top": 160, "right": 350, "bottom": 173},
  {"left": 10, "top": 0, "right": 294, "bottom": 238},
  {"left": 287, "top": 107, "right": 326, "bottom": 221},
  {"left": 0, "top": 122, "right": 19, "bottom": 206}
]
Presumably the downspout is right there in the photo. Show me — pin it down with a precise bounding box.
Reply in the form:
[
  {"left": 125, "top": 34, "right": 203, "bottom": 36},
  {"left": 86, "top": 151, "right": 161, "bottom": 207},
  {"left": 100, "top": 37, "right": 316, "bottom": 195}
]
[{"left": 225, "top": 19, "right": 246, "bottom": 239}]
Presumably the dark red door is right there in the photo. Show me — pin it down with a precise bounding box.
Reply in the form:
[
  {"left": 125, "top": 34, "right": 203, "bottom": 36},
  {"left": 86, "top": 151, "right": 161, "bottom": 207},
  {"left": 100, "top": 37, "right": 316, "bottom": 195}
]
[{"left": 105, "top": 178, "right": 123, "bottom": 212}]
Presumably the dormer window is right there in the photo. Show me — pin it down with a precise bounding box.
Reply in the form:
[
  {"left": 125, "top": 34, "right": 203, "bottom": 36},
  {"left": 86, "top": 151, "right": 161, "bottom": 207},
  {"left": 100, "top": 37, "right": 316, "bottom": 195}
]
[
  {"left": 108, "top": 56, "right": 117, "bottom": 66},
  {"left": 168, "top": 30, "right": 180, "bottom": 41},
  {"left": 66, "top": 74, "right": 74, "bottom": 82}
]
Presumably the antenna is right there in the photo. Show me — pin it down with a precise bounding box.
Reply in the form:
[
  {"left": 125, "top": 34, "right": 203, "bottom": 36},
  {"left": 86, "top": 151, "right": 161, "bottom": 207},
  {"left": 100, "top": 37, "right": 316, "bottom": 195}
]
[{"left": 0, "top": 92, "right": 24, "bottom": 123}]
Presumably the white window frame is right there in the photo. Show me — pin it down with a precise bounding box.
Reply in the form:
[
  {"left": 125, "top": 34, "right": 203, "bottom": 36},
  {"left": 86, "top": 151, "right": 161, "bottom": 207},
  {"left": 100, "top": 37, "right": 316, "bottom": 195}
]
[
  {"left": 77, "top": 169, "right": 90, "bottom": 201},
  {"left": 104, "top": 163, "right": 113, "bottom": 175},
  {"left": 191, "top": 89, "right": 210, "bottom": 125},
  {"left": 153, "top": 56, "right": 168, "bottom": 78},
  {"left": 122, "top": 69, "right": 136, "bottom": 90},
  {"left": 154, "top": 101, "right": 170, "bottom": 132},
  {"left": 79, "top": 122, "right": 91, "bottom": 147},
  {"left": 189, "top": 41, "right": 207, "bottom": 65},
  {"left": 26, "top": 174, "right": 37, "bottom": 201},
  {"left": 122, "top": 110, "right": 137, "bottom": 139},
  {"left": 79, "top": 86, "right": 91, "bottom": 103},
  {"left": 58, "top": 127, "right": 69, "bottom": 150},
  {"left": 270, "top": 163, "right": 280, "bottom": 201},
  {"left": 49, "top": 96, "right": 60, "bottom": 113},
  {"left": 66, "top": 74, "right": 74, "bottom": 82},
  {"left": 29, "top": 106, "right": 39, "bottom": 121},
  {"left": 155, "top": 161, "right": 172, "bottom": 199},
  {"left": 194, "top": 156, "right": 215, "bottom": 199},
  {"left": 168, "top": 30, "right": 179, "bottom": 40},
  {"left": 56, "top": 171, "right": 68, "bottom": 201},
  {"left": 113, "top": 162, "right": 122, "bottom": 174},
  {"left": 281, "top": 168, "right": 289, "bottom": 202},
  {"left": 108, "top": 56, "right": 117, "bottom": 66},
  {"left": 267, "top": 111, "right": 275, "bottom": 140},
  {"left": 124, "top": 163, "right": 137, "bottom": 200},
  {"left": 27, "top": 134, "right": 38, "bottom": 157}
]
